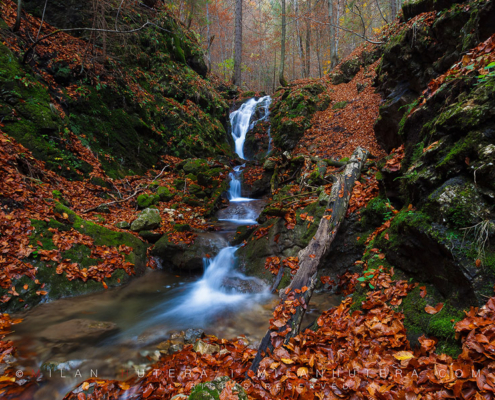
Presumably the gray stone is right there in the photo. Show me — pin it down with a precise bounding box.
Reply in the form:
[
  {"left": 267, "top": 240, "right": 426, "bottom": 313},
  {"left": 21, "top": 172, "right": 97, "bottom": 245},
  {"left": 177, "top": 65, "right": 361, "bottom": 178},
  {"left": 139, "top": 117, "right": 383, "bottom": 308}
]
[
  {"left": 184, "top": 328, "right": 204, "bottom": 344},
  {"left": 115, "top": 221, "right": 130, "bottom": 229},
  {"left": 131, "top": 208, "right": 161, "bottom": 232}
]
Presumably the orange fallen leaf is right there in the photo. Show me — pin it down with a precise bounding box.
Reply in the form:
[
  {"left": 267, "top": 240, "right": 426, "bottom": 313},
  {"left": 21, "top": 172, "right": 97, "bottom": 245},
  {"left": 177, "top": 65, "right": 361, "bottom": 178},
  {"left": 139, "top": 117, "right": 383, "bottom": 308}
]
[{"left": 425, "top": 303, "right": 443, "bottom": 314}]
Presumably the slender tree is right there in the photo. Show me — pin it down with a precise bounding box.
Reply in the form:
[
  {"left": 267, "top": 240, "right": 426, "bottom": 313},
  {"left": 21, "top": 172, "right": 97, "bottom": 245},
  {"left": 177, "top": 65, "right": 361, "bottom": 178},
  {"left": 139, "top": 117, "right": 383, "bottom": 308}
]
[
  {"left": 233, "top": 0, "right": 243, "bottom": 86},
  {"left": 13, "top": 0, "right": 22, "bottom": 32},
  {"left": 328, "top": 0, "right": 338, "bottom": 68},
  {"left": 305, "top": 0, "right": 311, "bottom": 77},
  {"left": 390, "top": 0, "right": 397, "bottom": 20},
  {"left": 279, "top": 0, "right": 288, "bottom": 86}
]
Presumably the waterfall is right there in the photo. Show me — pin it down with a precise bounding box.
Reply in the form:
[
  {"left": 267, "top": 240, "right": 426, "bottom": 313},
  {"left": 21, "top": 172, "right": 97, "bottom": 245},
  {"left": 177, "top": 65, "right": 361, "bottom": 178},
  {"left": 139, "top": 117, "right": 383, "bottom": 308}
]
[
  {"left": 150, "top": 97, "right": 272, "bottom": 327},
  {"left": 154, "top": 246, "right": 268, "bottom": 326},
  {"left": 229, "top": 95, "right": 271, "bottom": 160}
]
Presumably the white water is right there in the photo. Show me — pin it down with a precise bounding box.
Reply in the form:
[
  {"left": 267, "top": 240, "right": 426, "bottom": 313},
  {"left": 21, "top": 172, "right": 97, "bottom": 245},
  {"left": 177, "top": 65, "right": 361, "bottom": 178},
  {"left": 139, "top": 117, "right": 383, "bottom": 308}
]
[
  {"left": 154, "top": 247, "right": 268, "bottom": 326},
  {"left": 229, "top": 95, "right": 271, "bottom": 160},
  {"left": 156, "top": 96, "right": 273, "bottom": 324}
]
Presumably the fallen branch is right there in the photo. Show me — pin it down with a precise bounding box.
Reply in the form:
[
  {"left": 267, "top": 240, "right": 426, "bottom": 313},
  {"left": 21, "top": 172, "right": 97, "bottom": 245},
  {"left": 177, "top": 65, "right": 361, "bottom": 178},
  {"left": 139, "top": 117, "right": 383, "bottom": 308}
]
[
  {"left": 82, "top": 165, "right": 169, "bottom": 213},
  {"left": 249, "top": 147, "right": 369, "bottom": 374}
]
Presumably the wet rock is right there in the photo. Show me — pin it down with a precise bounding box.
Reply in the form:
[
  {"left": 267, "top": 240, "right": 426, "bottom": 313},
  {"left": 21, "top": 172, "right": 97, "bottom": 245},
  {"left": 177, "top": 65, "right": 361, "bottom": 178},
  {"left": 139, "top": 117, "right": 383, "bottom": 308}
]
[
  {"left": 169, "top": 341, "right": 184, "bottom": 354},
  {"left": 38, "top": 319, "right": 118, "bottom": 346},
  {"left": 152, "top": 232, "right": 226, "bottom": 271},
  {"left": 222, "top": 276, "right": 266, "bottom": 294},
  {"left": 184, "top": 328, "right": 204, "bottom": 344},
  {"left": 263, "top": 159, "right": 276, "bottom": 170},
  {"left": 193, "top": 340, "right": 220, "bottom": 355},
  {"left": 131, "top": 208, "right": 161, "bottom": 232}
]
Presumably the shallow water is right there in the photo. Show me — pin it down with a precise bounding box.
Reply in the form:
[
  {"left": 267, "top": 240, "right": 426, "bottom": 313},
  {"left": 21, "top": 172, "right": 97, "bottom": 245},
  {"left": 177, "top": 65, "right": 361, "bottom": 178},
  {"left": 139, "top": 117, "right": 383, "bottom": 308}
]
[{"left": 7, "top": 95, "right": 338, "bottom": 399}]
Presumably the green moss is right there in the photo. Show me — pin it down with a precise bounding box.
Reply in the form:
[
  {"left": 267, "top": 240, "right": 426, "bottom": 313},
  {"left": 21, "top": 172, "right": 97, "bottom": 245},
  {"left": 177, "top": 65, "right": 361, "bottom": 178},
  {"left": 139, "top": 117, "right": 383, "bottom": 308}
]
[
  {"left": 137, "top": 193, "right": 159, "bottom": 209},
  {"left": 332, "top": 101, "right": 348, "bottom": 110},
  {"left": 400, "top": 285, "right": 464, "bottom": 357}
]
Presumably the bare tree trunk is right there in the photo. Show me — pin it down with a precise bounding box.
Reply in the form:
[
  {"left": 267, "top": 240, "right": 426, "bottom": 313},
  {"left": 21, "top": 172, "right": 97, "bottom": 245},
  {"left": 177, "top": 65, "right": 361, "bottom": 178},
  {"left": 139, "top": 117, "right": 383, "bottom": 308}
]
[
  {"left": 206, "top": 1, "right": 212, "bottom": 72},
  {"left": 233, "top": 0, "right": 243, "bottom": 86},
  {"left": 279, "top": 0, "right": 288, "bottom": 86},
  {"left": 250, "top": 147, "right": 370, "bottom": 374},
  {"left": 316, "top": 28, "right": 322, "bottom": 78},
  {"left": 305, "top": 0, "right": 311, "bottom": 77},
  {"left": 328, "top": 0, "right": 338, "bottom": 69},
  {"left": 13, "top": 0, "right": 22, "bottom": 32},
  {"left": 294, "top": 0, "right": 305, "bottom": 78},
  {"left": 272, "top": 49, "right": 277, "bottom": 93},
  {"left": 391, "top": 0, "right": 397, "bottom": 20}
]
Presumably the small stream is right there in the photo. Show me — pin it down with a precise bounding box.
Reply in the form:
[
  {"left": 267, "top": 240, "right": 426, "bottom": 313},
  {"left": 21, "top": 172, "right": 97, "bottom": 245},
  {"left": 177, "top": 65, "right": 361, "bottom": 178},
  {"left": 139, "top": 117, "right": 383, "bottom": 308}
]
[{"left": 8, "top": 96, "right": 338, "bottom": 399}]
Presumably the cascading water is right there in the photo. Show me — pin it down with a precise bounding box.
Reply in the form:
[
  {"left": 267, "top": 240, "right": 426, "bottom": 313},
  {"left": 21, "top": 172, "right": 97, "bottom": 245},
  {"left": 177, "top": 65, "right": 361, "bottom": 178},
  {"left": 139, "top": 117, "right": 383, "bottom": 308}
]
[
  {"left": 229, "top": 95, "right": 271, "bottom": 160},
  {"left": 152, "top": 96, "right": 273, "bottom": 324},
  {"left": 152, "top": 247, "right": 268, "bottom": 327}
]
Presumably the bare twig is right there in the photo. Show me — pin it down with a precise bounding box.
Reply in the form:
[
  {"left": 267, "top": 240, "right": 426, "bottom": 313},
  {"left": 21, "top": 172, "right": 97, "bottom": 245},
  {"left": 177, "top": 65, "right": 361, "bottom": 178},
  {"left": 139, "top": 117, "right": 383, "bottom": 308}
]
[
  {"left": 82, "top": 165, "right": 169, "bottom": 213},
  {"left": 22, "top": 20, "right": 172, "bottom": 64},
  {"left": 35, "top": 0, "right": 48, "bottom": 41}
]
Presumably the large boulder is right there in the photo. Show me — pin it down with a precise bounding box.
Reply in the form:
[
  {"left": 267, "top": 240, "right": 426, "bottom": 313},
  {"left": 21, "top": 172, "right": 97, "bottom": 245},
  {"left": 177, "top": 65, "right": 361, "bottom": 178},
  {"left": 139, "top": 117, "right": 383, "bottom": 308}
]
[
  {"left": 270, "top": 83, "right": 330, "bottom": 151},
  {"left": 152, "top": 233, "right": 226, "bottom": 271},
  {"left": 131, "top": 208, "right": 162, "bottom": 232}
]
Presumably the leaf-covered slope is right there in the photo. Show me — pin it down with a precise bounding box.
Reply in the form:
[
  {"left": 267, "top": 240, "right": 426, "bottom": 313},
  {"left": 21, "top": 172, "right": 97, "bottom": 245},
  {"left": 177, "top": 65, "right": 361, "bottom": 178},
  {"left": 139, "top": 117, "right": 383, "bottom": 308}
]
[{"left": 0, "top": 0, "right": 232, "bottom": 180}]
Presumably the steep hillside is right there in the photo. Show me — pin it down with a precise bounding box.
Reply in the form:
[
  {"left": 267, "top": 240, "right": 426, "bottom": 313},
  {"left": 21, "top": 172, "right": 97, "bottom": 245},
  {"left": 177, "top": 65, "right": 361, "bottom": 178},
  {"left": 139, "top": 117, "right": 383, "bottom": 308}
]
[{"left": 0, "top": 0, "right": 232, "bottom": 181}]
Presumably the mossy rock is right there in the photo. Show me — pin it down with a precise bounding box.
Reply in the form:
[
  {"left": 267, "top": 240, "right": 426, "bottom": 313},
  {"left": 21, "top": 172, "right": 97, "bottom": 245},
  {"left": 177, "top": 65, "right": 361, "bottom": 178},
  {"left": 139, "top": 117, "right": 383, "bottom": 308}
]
[
  {"left": 188, "top": 376, "right": 247, "bottom": 400},
  {"left": 0, "top": 204, "right": 148, "bottom": 313},
  {"left": 270, "top": 83, "right": 331, "bottom": 151},
  {"left": 182, "top": 159, "right": 209, "bottom": 175},
  {"left": 236, "top": 190, "right": 330, "bottom": 285},
  {"left": 157, "top": 186, "right": 175, "bottom": 202},
  {"left": 131, "top": 208, "right": 162, "bottom": 231},
  {"left": 137, "top": 193, "right": 159, "bottom": 209},
  {"left": 400, "top": 285, "right": 464, "bottom": 357}
]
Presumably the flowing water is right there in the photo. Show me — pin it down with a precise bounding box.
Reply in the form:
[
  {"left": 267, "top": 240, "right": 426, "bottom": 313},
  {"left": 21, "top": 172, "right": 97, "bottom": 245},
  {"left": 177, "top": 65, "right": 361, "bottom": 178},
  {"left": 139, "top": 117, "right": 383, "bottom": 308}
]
[{"left": 8, "top": 96, "right": 339, "bottom": 399}]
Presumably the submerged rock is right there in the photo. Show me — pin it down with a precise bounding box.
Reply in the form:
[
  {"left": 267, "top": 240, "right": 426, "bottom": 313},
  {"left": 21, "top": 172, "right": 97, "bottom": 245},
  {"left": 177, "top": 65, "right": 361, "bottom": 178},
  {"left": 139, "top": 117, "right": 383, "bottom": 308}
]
[
  {"left": 131, "top": 208, "right": 162, "bottom": 232},
  {"left": 38, "top": 319, "right": 118, "bottom": 348}
]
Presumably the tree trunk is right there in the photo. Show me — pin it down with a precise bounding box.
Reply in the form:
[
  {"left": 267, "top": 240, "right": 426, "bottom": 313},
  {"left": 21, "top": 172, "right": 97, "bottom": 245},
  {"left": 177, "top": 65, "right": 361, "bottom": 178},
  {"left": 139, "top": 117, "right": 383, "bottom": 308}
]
[
  {"left": 305, "top": 0, "right": 311, "bottom": 77},
  {"left": 250, "top": 147, "right": 370, "bottom": 374},
  {"left": 328, "top": 0, "right": 338, "bottom": 69},
  {"left": 206, "top": 2, "right": 212, "bottom": 72},
  {"left": 279, "top": 0, "right": 288, "bottom": 87},
  {"left": 233, "top": 0, "right": 243, "bottom": 86},
  {"left": 294, "top": 0, "right": 305, "bottom": 79},
  {"left": 13, "top": 0, "right": 22, "bottom": 32},
  {"left": 391, "top": 0, "right": 397, "bottom": 20}
]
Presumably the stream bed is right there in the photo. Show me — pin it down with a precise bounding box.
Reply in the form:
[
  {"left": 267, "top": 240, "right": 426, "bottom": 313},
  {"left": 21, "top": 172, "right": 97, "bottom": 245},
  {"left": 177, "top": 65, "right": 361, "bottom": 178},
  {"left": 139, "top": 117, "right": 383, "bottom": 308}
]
[{"left": 8, "top": 96, "right": 340, "bottom": 399}]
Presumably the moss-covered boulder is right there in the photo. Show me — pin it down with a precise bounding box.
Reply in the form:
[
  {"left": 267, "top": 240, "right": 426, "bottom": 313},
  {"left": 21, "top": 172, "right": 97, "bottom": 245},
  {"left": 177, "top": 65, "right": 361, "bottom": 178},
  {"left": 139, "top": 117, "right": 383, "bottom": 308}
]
[
  {"left": 157, "top": 186, "right": 175, "bottom": 202},
  {"left": 0, "top": 203, "right": 148, "bottom": 313},
  {"left": 270, "top": 82, "right": 330, "bottom": 151},
  {"left": 137, "top": 193, "right": 159, "bottom": 209},
  {"left": 131, "top": 208, "right": 162, "bottom": 232},
  {"left": 236, "top": 190, "right": 330, "bottom": 287}
]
